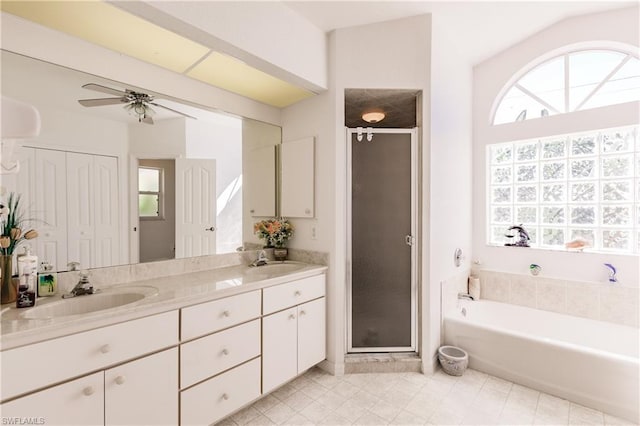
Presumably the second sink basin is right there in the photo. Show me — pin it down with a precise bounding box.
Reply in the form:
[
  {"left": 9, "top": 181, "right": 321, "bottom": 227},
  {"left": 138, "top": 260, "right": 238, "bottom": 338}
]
[
  {"left": 19, "top": 286, "right": 158, "bottom": 320},
  {"left": 244, "top": 261, "right": 306, "bottom": 277}
]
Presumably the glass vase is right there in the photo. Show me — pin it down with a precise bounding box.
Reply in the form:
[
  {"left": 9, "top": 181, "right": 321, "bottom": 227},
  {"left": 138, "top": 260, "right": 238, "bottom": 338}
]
[{"left": 1, "top": 254, "right": 17, "bottom": 304}]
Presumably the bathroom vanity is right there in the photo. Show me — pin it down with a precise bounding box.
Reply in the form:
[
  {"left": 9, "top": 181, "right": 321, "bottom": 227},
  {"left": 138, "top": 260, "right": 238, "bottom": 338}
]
[{"left": 0, "top": 260, "right": 327, "bottom": 425}]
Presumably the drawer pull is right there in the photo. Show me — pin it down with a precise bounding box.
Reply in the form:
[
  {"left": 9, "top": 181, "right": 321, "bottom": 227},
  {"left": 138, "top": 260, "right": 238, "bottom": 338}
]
[
  {"left": 115, "top": 375, "right": 126, "bottom": 385},
  {"left": 221, "top": 393, "right": 230, "bottom": 401},
  {"left": 83, "top": 386, "right": 95, "bottom": 396},
  {"left": 289, "top": 314, "right": 296, "bottom": 320},
  {"left": 294, "top": 291, "right": 301, "bottom": 296},
  {"left": 299, "top": 310, "right": 306, "bottom": 316},
  {"left": 222, "top": 310, "right": 230, "bottom": 318},
  {"left": 221, "top": 348, "right": 229, "bottom": 356},
  {"left": 100, "top": 344, "right": 111, "bottom": 354}
]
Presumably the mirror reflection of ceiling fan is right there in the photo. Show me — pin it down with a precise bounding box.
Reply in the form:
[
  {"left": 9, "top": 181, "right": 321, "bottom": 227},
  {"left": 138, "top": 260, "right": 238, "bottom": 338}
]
[{"left": 77, "top": 83, "right": 196, "bottom": 124}]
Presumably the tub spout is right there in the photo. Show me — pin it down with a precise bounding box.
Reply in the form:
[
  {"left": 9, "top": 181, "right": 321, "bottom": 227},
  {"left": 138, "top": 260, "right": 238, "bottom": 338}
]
[{"left": 458, "top": 292, "right": 474, "bottom": 301}]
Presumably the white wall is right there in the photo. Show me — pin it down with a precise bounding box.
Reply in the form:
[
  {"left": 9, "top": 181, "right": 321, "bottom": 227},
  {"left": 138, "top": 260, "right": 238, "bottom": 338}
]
[
  {"left": 428, "top": 14, "right": 474, "bottom": 371},
  {"left": 473, "top": 7, "right": 640, "bottom": 284},
  {"left": 129, "top": 119, "right": 186, "bottom": 158},
  {"left": 281, "top": 15, "right": 432, "bottom": 374}
]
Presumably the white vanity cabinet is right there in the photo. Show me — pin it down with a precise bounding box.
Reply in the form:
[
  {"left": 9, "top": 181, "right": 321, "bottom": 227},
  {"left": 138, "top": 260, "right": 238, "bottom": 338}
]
[
  {"left": 0, "top": 372, "right": 104, "bottom": 426},
  {"left": 262, "top": 275, "right": 326, "bottom": 393},
  {"left": 0, "top": 311, "right": 178, "bottom": 425}
]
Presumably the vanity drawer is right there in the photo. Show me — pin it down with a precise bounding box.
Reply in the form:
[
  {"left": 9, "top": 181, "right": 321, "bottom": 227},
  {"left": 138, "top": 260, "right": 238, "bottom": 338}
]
[
  {"left": 1, "top": 310, "right": 178, "bottom": 401},
  {"left": 181, "top": 357, "right": 261, "bottom": 426},
  {"left": 181, "top": 290, "right": 261, "bottom": 341},
  {"left": 180, "top": 319, "right": 260, "bottom": 389},
  {"left": 263, "top": 274, "right": 325, "bottom": 315}
]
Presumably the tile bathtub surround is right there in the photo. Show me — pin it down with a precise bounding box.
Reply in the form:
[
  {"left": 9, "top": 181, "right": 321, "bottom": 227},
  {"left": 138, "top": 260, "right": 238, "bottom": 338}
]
[
  {"left": 57, "top": 249, "right": 329, "bottom": 293},
  {"left": 218, "top": 367, "right": 633, "bottom": 426},
  {"left": 477, "top": 270, "right": 639, "bottom": 328}
]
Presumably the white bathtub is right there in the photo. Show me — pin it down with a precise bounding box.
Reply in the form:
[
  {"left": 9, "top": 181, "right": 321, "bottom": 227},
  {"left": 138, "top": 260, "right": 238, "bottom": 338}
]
[{"left": 444, "top": 300, "right": 639, "bottom": 423}]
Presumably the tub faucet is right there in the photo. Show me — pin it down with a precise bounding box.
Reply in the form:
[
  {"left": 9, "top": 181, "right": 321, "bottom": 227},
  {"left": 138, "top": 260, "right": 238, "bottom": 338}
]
[
  {"left": 250, "top": 250, "right": 268, "bottom": 267},
  {"left": 604, "top": 263, "right": 618, "bottom": 283},
  {"left": 505, "top": 224, "right": 530, "bottom": 247}
]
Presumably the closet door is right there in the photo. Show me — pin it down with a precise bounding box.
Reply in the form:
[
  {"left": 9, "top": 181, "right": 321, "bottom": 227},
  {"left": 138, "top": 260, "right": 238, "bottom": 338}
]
[
  {"left": 93, "top": 155, "right": 120, "bottom": 268},
  {"left": 66, "top": 152, "right": 95, "bottom": 269},
  {"left": 35, "top": 149, "right": 68, "bottom": 271}
]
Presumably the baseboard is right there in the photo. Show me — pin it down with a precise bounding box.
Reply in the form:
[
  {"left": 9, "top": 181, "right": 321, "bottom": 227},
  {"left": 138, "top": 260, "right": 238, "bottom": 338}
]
[{"left": 317, "top": 359, "right": 345, "bottom": 376}]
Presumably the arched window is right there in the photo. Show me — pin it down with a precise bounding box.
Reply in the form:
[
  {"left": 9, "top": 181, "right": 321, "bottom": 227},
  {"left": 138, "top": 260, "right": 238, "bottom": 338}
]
[{"left": 493, "top": 49, "right": 640, "bottom": 125}]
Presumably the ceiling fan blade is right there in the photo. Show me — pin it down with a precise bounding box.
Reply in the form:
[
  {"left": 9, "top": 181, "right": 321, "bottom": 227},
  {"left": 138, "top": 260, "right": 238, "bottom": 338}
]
[
  {"left": 78, "top": 97, "right": 126, "bottom": 107},
  {"left": 82, "top": 83, "right": 128, "bottom": 97},
  {"left": 149, "top": 102, "right": 197, "bottom": 120},
  {"left": 141, "top": 115, "right": 154, "bottom": 125}
]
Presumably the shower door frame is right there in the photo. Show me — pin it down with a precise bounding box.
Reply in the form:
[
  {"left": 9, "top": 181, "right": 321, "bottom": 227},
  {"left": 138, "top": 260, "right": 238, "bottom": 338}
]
[{"left": 346, "top": 127, "right": 418, "bottom": 353}]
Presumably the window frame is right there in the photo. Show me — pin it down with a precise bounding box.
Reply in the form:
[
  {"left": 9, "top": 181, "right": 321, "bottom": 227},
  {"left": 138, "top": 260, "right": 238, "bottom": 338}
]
[
  {"left": 138, "top": 166, "right": 165, "bottom": 220},
  {"left": 486, "top": 125, "right": 639, "bottom": 255}
]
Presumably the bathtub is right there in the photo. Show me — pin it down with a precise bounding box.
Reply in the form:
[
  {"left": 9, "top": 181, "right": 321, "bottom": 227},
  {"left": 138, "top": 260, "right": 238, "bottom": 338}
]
[{"left": 444, "top": 300, "right": 639, "bottom": 423}]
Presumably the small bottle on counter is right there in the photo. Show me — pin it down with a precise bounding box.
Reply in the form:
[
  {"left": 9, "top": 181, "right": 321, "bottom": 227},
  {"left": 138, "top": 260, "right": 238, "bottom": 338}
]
[
  {"left": 17, "top": 265, "right": 37, "bottom": 309},
  {"left": 38, "top": 261, "right": 57, "bottom": 297}
]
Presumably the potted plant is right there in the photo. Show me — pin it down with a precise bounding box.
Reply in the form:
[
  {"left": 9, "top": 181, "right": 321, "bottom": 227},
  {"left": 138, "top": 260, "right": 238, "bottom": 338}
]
[
  {"left": 0, "top": 193, "right": 38, "bottom": 304},
  {"left": 253, "top": 218, "right": 294, "bottom": 261}
]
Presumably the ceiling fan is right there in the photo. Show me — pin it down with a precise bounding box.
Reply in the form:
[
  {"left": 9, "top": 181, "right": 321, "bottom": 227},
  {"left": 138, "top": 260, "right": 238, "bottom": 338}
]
[{"left": 78, "top": 83, "right": 196, "bottom": 124}]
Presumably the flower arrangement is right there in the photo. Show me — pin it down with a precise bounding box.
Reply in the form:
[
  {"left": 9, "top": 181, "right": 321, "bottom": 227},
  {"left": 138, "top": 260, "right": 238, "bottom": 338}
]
[
  {"left": 0, "top": 193, "right": 38, "bottom": 256},
  {"left": 254, "top": 218, "right": 294, "bottom": 248}
]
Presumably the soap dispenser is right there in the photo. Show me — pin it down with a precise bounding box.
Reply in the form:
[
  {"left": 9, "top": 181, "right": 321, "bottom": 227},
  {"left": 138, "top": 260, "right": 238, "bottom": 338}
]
[{"left": 16, "top": 246, "right": 37, "bottom": 308}]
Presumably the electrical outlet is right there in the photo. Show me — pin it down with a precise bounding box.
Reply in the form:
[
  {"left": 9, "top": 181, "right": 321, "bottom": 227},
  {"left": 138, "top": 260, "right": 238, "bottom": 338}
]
[{"left": 311, "top": 225, "right": 317, "bottom": 240}]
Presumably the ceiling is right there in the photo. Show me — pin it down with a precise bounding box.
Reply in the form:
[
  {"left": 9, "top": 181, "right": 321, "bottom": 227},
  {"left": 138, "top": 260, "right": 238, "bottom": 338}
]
[
  {"left": 0, "top": 1, "right": 315, "bottom": 108},
  {"left": 345, "top": 89, "right": 419, "bottom": 128},
  {"left": 284, "top": 1, "right": 634, "bottom": 66}
]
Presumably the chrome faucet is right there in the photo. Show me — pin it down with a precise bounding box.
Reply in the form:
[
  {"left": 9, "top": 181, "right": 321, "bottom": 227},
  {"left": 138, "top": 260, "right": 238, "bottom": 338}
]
[
  {"left": 62, "top": 270, "right": 99, "bottom": 298},
  {"left": 505, "top": 224, "right": 530, "bottom": 247},
  {"left": 604, "top": 263, "right": 618, "bottom": 283},
  {"left": 250, "top": 250, "right": 269, "bottom": 267}
]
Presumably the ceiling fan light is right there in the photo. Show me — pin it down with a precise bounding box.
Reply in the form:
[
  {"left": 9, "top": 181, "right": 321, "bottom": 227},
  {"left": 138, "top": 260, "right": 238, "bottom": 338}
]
[{"left": 362, "top": 110, "right": 385, "bottom": 123}]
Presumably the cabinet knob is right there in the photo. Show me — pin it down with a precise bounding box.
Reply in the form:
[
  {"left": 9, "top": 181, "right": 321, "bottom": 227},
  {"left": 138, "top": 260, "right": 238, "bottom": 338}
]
[
  {"left": 289, "top": 314, "right": 296, "bottom": 320},
  {"left": 299, "top": 310, "right": 306, "bottom": 316},
  {"left": 221, "top": 393, "right": 230, "bottom": 401},
  {"left": 294, "top": 291, "right": 301, "bottom": 297},
  {"left": 83, "top": 386, "right": 95, "bottom": 396},
  {"left": 45, "top": 232, "right": 51, "bottom": 237},
  {"left": 100, "top": 344, "right": 111, "bottom": 354},
  {"left": 115, "top": 375, "right": 126, "bottom": 385},
  {"left": 222, "top": 310, "right": 230, "bottom": 318},
  {"left": 221, "top": 348, "right": 229, "bottom": 356}
]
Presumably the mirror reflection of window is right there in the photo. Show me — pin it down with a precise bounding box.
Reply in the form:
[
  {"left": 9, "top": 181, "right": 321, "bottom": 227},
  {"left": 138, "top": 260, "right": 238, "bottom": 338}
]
[{"left": 139, "top": 167, "right": 163, "bottom": 218}]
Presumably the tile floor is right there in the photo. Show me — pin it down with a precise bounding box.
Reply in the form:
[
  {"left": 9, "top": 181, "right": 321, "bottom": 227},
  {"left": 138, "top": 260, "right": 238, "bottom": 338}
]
[{"left": 218, "top": 367, "right": 635, "bottom": 426}]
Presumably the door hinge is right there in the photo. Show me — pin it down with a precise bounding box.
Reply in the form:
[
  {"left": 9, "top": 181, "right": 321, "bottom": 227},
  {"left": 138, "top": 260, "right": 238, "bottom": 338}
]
[{"left": 405, "top": 235, "right": 414, "bottom": 246}]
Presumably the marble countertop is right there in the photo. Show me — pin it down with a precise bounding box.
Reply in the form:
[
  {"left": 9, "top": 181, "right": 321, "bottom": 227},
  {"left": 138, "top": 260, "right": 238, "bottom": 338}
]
[{"left": 0, "top": 261, "right": 327, "bottom": 351}]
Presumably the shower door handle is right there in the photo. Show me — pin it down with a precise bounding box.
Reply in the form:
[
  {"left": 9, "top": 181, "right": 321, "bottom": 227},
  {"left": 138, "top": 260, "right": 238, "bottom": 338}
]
[{"left": 405, "top": 235, "right": 414, "bottom": 246}]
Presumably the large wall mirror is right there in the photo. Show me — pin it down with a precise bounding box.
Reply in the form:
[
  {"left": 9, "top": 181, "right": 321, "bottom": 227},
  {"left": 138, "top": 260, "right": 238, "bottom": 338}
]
[{"left": 1, "top": 50, "right": 280, "bottom": 271}]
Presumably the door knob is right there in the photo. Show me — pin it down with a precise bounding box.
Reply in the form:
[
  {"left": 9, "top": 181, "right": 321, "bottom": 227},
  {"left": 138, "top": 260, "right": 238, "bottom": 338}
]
[{"left": 205, "top": 226, "right": 216, "bottom": 232}]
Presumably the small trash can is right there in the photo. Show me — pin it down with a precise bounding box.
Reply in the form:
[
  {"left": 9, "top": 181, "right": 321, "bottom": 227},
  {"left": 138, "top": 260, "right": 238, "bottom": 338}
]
[{"left": 438, "top": 345, "right": 468, "bottom": 376}]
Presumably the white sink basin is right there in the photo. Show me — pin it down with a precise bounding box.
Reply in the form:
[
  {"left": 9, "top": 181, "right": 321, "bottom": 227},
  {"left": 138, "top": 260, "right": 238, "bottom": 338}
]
[
  {"left": 17, "top": 286, "right": 158, "bottom": 320},
  {"left": 245, "top": 262, "right": 306, "bottom": 277}
]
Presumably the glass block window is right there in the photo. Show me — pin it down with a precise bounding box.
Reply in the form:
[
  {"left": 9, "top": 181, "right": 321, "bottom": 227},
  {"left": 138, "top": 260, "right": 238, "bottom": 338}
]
[
  {"left": 138, "top": 167, "right": 163, "bottom": 218},
  {"left": 493, "top": 49, "right": 640, "bottom": 125},
  {"left": 487, "top": 126, "right": 639, "bottom": 253}
]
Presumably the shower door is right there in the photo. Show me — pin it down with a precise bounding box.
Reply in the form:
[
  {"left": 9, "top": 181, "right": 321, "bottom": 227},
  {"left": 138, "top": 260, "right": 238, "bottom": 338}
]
[{"left": 347, "top": 128, "right": 417, "bottom": 352}]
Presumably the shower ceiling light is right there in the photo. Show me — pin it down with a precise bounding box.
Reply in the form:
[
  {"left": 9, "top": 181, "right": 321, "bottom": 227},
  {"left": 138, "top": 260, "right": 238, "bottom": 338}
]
[{"left": 362, "top": 110, "right": 385, "bottom": 123}]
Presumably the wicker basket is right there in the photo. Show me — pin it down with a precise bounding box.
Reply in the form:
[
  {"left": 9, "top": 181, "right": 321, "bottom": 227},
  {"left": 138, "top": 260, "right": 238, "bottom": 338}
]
[{"left": 438, "top": 345, "right": 469, "bottom": 376}]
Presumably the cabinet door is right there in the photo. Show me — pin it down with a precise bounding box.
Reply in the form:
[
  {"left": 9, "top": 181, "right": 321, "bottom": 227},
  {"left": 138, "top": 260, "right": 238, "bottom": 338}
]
[
  {"left": 297, "top": 298, "right": 326, "bottom": 373},
  {"left": 281, "top": 137, "right": 314, "bottom": 218},
  {"left": 105, "top": 347, "right": 178, "bottom": 426},
  {"left": 262, "top": 307, "right": 297, "bottom": 393},
  {"left": 0, "top": 372, "right": 103, "bottom": 426}
]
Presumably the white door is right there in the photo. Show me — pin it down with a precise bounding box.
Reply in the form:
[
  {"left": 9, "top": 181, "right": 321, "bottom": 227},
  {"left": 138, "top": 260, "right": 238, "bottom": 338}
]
[
  {"left": 262, "top": 307, "right": 297, "bottom": 393},
  {"left": 297, "top": 298, "right": 326, "bottom": 372},
  {"left": 35, "top": 149, "right": 68, "bottom": 271},
  {"left": 0, "top": 372, "right": 104, "bottom": 426},
  {"left": 93, "top": 155, "right": 119, "bottom": 268},
  {"left": 105, "top": 348, "right": 178, "bottom": 426},
  {"left": 175, "top": 158, "right": 216, "bottom": 258},
  {"left": 66, "top": 152, "right": 95, "bottom": 269}
]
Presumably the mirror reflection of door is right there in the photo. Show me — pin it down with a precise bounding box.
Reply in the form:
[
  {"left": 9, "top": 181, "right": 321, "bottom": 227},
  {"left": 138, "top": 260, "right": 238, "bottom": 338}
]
[{"left": 138, "top": 160, "right": 176, "bottom": 263}]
